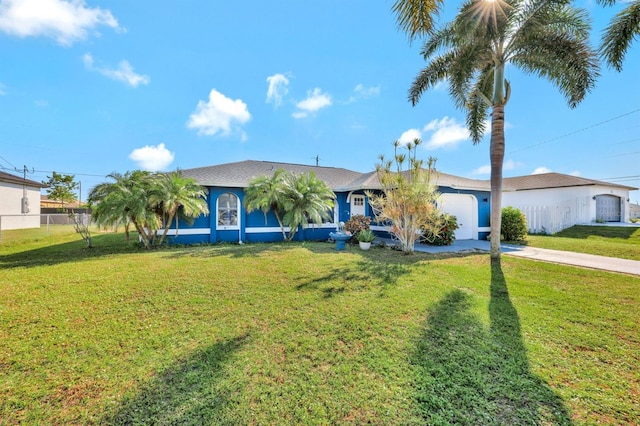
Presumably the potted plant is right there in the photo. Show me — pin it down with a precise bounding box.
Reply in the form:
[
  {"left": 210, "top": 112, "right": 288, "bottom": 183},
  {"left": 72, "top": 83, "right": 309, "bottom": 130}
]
[{"left": 356, "top": 229, "right": 376, "bottom": 250}]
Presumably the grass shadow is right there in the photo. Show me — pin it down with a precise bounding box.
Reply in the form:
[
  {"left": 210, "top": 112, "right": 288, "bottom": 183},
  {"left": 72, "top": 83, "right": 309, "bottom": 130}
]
[
  {"left": 411, "top": 259, "right": 572, "bottom": 424},
  {"left": 163, "top": 240, "right": 299, "bottom": 260},
  {"left": 294, "top": 246, "right": 487, "bottom": 298},
  {"left": 550, "top": 225, "right": 639, "bottom": 240},
  {"left": 102, "top": 334, "right": 248, "bottom": 425},
  {"left": 294, "top": 247, "right": 431, "bottom": 297},
  {"left": 0, "top": 232, "right": 144, "bottom": 269}
]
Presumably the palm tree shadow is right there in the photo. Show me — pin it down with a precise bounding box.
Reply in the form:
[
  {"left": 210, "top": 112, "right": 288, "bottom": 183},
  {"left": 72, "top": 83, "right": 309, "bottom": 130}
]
[
  {"left": 412, "top": 259, "right": 573, "bottom": 424},
  {"left": 101, "top": 334, "right": 248, "bottom": 425}
]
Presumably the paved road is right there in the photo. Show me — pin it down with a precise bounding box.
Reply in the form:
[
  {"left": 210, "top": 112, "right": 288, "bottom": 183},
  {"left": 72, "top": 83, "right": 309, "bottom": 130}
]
[{"left": 403, "top": 239, "right": 640, "bottom": 276}]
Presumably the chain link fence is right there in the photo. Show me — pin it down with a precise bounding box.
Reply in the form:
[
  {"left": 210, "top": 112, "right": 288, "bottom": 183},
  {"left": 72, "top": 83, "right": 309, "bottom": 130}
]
[{"left": 0, "top": 213, "right": 92, "bottom": 243}]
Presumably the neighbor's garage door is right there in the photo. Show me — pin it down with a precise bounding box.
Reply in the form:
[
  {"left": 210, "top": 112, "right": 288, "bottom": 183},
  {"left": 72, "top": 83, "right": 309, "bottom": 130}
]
[
  {"left": 440, "top": 194, "right": 475, "bottom": 240},
  {"left": 596, "top": 194, "right": 621, "bottom": 222}
]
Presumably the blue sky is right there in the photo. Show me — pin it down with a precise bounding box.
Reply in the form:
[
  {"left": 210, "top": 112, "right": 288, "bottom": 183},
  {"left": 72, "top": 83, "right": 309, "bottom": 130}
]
[{"left": 0, "top": 0, "right": 638, "bottom": 202}]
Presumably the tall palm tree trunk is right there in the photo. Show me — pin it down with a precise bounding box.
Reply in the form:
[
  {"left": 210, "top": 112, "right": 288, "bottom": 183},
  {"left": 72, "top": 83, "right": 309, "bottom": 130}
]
[{"left": 489, "top": 103, "right": 506, "bottom": 259}]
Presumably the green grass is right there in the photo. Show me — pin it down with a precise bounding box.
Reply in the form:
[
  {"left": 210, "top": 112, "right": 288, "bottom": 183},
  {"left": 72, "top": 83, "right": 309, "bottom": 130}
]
[
  {"left": 525, "top": 225, "right": 640, "bottom": 261},
  {"left": 1, "top": 231, "right": 638, "bottom": 424}
]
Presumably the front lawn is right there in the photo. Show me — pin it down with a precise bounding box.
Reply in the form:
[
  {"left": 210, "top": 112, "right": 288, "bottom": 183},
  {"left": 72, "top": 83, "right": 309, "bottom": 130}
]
[
  {"left": 526, "top": 225, "right": 640, "bottom": 260},
  {"left": 1, "top": 231, "right": 638, "bottom": 424}
]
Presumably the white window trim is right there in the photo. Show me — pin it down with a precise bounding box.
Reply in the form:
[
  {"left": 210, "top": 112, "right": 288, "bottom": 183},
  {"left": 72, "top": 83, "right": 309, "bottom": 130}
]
[{"left": 216, "top": 193, "right": 240, "bottom": 231}]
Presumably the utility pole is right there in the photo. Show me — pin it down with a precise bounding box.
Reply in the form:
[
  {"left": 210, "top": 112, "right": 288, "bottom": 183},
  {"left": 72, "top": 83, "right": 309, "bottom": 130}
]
[{"left": 16, "top": 165, "right": 34, "bottom": 214}]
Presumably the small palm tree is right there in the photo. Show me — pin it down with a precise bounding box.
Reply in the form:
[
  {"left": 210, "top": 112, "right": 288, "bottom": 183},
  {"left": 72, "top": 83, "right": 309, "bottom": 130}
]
[
  {"left": 599, "top": 0, "right": 640, "bottom": 70},
  {"left": 152, "top": 171, "right": 209, "bottom": 246},
  {"left": 409, "top": 0, "right": 599, "bottom": 259},
  {"left": 90, "top": 170, "right": 208, "bottom": 248},
  {"left": 244, "top": 168, "right": 289, "bottom": 240},
  {"left": 280, "top": 172, "right": 336, "bottom": 241},
  {"left": 89, "top": 171, "right": 148, "bottom": 243}
]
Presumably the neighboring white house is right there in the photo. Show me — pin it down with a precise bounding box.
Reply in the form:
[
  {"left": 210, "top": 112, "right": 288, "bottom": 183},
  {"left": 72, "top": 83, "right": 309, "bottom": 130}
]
[
  {"left": 0, "top": 171, "right": 44, "bottom": 230},
  {"left": 502, "top": 173, "right": 638, "bottom": 234}
]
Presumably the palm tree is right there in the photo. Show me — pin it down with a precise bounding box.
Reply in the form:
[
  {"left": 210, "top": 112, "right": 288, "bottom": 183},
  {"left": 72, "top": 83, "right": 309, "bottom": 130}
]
[
  {"left": 409, "top": 0, "right": 599, "bottom": 259},
  {"left": 599, "top": 0, "right": 640, "bottom": 70},
  {"left": 152, "top": 171, "right": 209, "bottom": 246},
  {"left": 392, "top": 0, "right": 445, "bottom": 40},
  {"left": 89, "top": 170, "right": 160, "bottom": 248},
  {"left": 244, "top": 168, "right": 289, "bottom": 240},
  {"left": 280, "top": 172, "right": 336, "bottom": 241}
]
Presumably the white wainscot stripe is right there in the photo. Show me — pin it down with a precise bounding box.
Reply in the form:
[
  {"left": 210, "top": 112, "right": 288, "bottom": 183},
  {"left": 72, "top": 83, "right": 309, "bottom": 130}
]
[
  {"left": 159, "top": 228, "right": 211, "bottom": 236},
  {"left": 307, "top": 223, "right": 338, "bottom": 229},
  {"left": 246, "top": 226, "right": 290, "bottom": 234},
  {"left": 477, "top": 227, "right": 491, "bottom": 232},
  {"left": 246, "top": 224, "right": 337, "bottom": 234},
  {"left": 370, "top": 225, "right": 391, "bottom": 232}
]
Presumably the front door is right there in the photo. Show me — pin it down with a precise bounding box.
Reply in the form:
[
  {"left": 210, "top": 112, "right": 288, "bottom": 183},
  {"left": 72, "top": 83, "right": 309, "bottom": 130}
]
[{"left": 351, "top": 194, "right": 365, "bottom": 217}]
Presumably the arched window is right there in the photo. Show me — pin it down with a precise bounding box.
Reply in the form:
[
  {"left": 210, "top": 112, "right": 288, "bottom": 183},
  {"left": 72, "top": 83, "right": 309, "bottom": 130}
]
[{"left": 217, "top": 193, "right": 239, "bottom": 229}]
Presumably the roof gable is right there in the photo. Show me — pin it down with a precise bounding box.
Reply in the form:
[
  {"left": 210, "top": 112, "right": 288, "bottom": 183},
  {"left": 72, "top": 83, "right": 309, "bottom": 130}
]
[
  {"left": 502, "top": 172, "right": 637, "bottom": 191},
  {"left": 0, "top": 171, "right": 46, "bottom": 188}
]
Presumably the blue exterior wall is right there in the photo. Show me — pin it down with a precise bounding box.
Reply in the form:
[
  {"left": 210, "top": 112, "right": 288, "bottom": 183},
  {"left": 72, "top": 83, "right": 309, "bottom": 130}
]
[
  {"left": 170, "top": 186, "right": 345, "bottom": 244},
  {"left": 169, "top": 185, "right": 491, "bottom": 244},
  {"left": 439, "top": 187, "right": 491, "bottom": 240}
]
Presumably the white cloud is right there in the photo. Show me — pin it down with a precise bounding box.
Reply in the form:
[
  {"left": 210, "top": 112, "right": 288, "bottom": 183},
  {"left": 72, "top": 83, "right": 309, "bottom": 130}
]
[
  {"left": 292, "top": 88, "right": 332, "bottom": 119},
  {"left": 532, "top": 166, "right": 552, "bottom": 175},
  {"left": 398, "top": 128, "right": 422, "bottom": 145},
  {"left": 433, "top": 81, "right": 447, "bottom": 91},
  {"left": 472, "top": 164, "right": 492, "bottom": 175},
  {"left": 129, "top": 143, "right": 174, "bottom": 171},
  {"left": 422, "top": 116, "right": 471, "bottom": 150},
  {"left": 83, "top": 53, "right": 149, "bottom": 87},
  {"left": 266, "top": 73, "right": 290, "bottom": 107},
  {"left": 187, "top": 89, "right": 251, "bottom": 137},
  {"left": 0, "top": 0, "right": 119, "bottom": 46},
  {"left": 348, "top": 83, "right": 381, "bottom": 102},
  {"left": 471, "top": 159, "right": 522, "bottom": 175},
  {"left": 504, "top": 159, "right": 521, "bottom": 170},
  {"left": 570, "top": 170, "right": 581, "bottom": 177}
]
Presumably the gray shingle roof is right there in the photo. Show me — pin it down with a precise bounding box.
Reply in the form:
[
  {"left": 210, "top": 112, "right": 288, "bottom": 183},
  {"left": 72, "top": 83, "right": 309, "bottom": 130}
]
[
  {"left": 180, "top": 160, "right": 365, "bottom": 190},
  {"left": 180, "top": 160, "right": 491, "bottom": 192},
  {"left": 434, "top": 171, "right": 491, "bottom": 191},
  {"left": 502, "top": 172, "right": 637, "bottom": 191}
]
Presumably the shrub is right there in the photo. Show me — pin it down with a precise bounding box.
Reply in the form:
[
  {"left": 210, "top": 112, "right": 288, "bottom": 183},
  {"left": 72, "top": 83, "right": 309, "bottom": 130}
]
[
  {"left": 344, "top": 215, "right": 371, "bottom": 236},
  {"left": 356, "top": 229, "right": 376, "bottom": 243},
  {"left": 501, "top": 206, "right": 528, "bottom": 241},
  {"left": 421, "top": 213, "right": 458, "bottom": 246}
]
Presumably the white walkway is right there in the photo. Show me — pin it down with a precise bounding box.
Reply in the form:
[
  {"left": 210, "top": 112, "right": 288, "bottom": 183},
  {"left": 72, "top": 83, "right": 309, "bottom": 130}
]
[{"left": 383, "top": 239, "right": 640, "bottom": 276}]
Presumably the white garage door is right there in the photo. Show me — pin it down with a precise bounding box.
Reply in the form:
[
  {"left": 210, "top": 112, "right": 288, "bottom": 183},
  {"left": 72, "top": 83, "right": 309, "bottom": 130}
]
[
  {"left": 440, "top": 194, "right": 475, "bottom": 240},
  {"left": 595, "top": 195, "right": 621, "bottom": 222}
]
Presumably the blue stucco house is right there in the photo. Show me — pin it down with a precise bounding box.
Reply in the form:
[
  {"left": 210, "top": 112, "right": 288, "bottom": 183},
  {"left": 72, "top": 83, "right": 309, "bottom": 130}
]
[{"left": 167, "top": 160, "right": 491, "bottom": 244}]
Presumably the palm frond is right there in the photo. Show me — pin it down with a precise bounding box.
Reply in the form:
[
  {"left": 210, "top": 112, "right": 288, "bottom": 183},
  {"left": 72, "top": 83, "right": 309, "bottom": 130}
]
[
  {"left": 600, "top": 0, "right": 640, "bottom": 70},
  {"left": 392, "top": 0, "right": 444, "bottom": 40}
]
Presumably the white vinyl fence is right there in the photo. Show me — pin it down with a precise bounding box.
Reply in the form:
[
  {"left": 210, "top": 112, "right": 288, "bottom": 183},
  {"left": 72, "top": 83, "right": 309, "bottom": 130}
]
[{"left": 512, "top": 196, "right": 591, "bottom": 235}]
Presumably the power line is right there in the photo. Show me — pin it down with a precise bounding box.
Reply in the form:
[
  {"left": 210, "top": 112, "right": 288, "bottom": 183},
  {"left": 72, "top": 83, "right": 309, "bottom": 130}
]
[
  {"left": 0, "top": 154, "right": 17, "bottom": 169},
  {"left": 599, "top": 175, "right": 640, "bottom": 180},
  {"left": 33, "top": 169, "right": 108, "bottom": 178},
  {"left": 511, "top": 107, "right": 640, "bottom": 153}
]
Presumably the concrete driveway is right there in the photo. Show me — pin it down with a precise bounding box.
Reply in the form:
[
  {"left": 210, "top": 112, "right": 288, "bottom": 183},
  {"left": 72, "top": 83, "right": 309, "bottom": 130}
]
[{"left": 402, "top": 239, "right": 640, "bottom": 276}]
